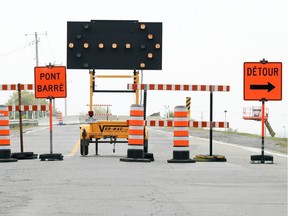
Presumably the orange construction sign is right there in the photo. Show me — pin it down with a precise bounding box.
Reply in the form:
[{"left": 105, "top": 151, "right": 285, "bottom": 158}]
[
  {"left": 34, "top": 66, "right": 67, "bottom": 99},
  {"left": 244, "top": 62, "right": 282, "bottom": 101}
]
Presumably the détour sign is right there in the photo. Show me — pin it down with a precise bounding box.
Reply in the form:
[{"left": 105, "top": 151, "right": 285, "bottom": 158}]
[{"left": 243, "top": 61, "right": 282, "bottom": 101}]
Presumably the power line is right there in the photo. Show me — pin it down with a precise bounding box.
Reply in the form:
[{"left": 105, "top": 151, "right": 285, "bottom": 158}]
[
  {"left": 25, "top": 32, "right": 47, "bottom": 66},
  {"left": 0, "top": 41, "right": 35, "bottom": 59}
]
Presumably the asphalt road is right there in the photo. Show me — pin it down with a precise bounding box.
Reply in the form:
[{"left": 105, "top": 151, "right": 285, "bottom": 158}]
[{"left": 1, "top": 124, "right": 287, "bottom": 216}]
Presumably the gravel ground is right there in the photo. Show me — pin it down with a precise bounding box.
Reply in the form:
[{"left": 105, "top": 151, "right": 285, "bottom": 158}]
[{"left": 188, "top": 128, "right": 287, "bottom": 154}]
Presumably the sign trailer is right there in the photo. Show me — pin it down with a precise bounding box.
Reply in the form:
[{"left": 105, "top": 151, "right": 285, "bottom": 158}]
[
  {"left": 34, "top": 64, "right": 67, "bottom": 161},
  {"left": 243, "top": 59, "right": 282, "bottom": 163}
]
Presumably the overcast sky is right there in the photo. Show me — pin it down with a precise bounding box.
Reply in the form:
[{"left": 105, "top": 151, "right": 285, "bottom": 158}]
[{"left": 0, "top": 0, "right": 287, "bottom": 137}]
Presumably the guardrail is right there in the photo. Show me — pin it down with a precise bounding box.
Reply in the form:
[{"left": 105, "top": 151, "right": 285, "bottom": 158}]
[{"left": 9, "top": 119, "right": 38, "bottom": 128}]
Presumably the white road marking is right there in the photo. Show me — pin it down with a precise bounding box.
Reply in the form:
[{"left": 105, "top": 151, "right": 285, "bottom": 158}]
[{"left": 150, "top": 128, "right": 287, "bottom": 158}]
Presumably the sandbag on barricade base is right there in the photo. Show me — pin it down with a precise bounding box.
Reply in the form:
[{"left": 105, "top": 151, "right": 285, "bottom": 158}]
[
  {"left": 12, "top": 152, "right": 38, "bottom": 160},
  {"left": 194, "top": 154, "right": 227, "bottom": 162},
  {"left": 250, "top": 155, "right": 273, "bottom": 164},
  {"left": 39, "top": 153, "right": 63, "bottom": 161}
]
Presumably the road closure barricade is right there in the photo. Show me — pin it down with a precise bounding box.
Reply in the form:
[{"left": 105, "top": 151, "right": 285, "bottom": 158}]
[
  {"left": 1, "top": 83, "right": 40, "bottom": 160},
  {"left": 8, "top": 104, "right": 49, "bottom": 160},
  {"left": 127, "top": 83, "right": 230, "bottom": 162}
]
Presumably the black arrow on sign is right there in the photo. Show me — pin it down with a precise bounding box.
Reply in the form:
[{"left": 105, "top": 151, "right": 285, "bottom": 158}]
[{"left": 250, "top": 82, "right": 275, "bottom": 92}]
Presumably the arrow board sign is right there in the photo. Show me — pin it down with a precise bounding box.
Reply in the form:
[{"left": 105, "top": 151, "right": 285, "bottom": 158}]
[{"left": 243, "top": 62, "right": 282, "bottom": 101}]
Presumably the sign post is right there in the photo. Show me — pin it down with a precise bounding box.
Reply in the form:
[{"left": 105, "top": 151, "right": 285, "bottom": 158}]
[
  {"left": 260, "top": 98, "right": 267, "bottom": 163},
  {"left": 10, "top": 83, "right": 38, "bottom": 159},
  {"left": 34, "top": 64, "right": 66, "bottom": 161},
  {"left": 243, "top": 59, "right": 282, "bottom": 164}
]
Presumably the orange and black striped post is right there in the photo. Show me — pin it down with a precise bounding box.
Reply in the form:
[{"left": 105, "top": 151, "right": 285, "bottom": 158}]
[
  {"left": 167, "top": 106, "right": 195, "bottom": 163},
  {"left": 120, "top": 104, "right": 150, "bottom": 162},
  {"left": 0, "top": 105, "right": 17, "bottom": 162},
  {"left": 186, "top": 97, "right": 191, "bottom": 119}
]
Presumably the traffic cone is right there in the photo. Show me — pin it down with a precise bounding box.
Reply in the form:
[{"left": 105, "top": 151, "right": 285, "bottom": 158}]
[
  {"left": 58, "top": 111, "right": 64, "bottom": 125},
  {"left": 167, "top": 106, "right": 195, "bottom": 163},
  {"left": 120, "top": 104, "right": 150, "bottom": 162},
  {"left": 0, "top": 105, "right": 17, "bottom": 162}
]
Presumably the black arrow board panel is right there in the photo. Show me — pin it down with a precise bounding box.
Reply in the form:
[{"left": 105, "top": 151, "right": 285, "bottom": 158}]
[{"left": 67, "top": 20, "right": 162, "bottom": 70}]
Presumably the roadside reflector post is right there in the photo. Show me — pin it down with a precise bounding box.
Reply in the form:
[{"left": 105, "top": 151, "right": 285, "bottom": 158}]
[
  {"left": 0, "top": 105, "right": 17, "bottom": 162},
  {"left": 120, "top": 104, "right": 151, "bottom": 162},
  {"left": 167, "top": 106, "right": 195, "bottom": 163},
  {"left": 11, "top": 83, "right": 38, "bottom": 160}
]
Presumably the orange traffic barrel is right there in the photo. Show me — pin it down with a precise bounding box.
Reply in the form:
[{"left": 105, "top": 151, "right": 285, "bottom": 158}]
[
  {"left": 58, "top": 111, "right": 64, "bottom": 125},
  {"left": 0, "top": 105, "right": 17, "bottom": 162},
  {"left": 168, "top": 106, "right": 195, "bottom": 163},
  {"left": 120, "top": 104, "right": 150, "bottom": 162}
]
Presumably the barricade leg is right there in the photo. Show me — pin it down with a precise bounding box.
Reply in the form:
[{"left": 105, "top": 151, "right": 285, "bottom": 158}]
[
  {"left": 0, "top": 105, "right": 17, "bottom": 162},
  {"left": 120, "top": 104, "right": 151, "bottom": 162},
  {"left": 167, "top": 106, "right": 195, "bottom": 163}
]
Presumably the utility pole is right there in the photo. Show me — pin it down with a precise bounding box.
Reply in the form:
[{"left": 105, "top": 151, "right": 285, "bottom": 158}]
[
  {"left": 25, "top": 32, "right": 47, "bottom": 119},
  {"left": 25, "top": 32, "right": 47, "bottom": 66},
  {"left": 35, "top": 32, "right": 39, "bottom": 66}
]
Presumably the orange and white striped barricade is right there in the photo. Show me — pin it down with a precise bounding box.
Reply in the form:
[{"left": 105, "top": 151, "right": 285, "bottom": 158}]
[
  {"left": 8, "top": 104, "right": 50, "bottom": 160},
  {"left": 0, "top": 84, "right": 34, "bottom": 91},
  {"left": 167, "top": 106, "right": 195, "bottom": 163},
  {"left": 0, "top": 105, "right": 17, "bottom": 162},
  {"left": 120, "top": 104, "right": 150, "bottom": 162}
]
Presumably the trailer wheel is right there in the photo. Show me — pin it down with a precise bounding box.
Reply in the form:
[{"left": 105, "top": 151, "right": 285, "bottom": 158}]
[{"left": 80, "top": 139, "right": 89, "bottom": 156}]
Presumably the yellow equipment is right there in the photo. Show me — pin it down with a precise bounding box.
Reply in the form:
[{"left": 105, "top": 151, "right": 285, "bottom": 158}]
[
  {"left": 79, "top": 69, "right": 147, "bottom": 156},
  {"left": 80, "top": 121, "right": 129, "bottom": 155}
]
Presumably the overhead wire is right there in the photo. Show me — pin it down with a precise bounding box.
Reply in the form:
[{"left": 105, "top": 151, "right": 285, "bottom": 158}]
[
  {"left": 25, "top": 34, "right": 37, "bottom": 62},
  {"left": 38, "top": 39, "right": 48, "bottom": 65},
  {"left": 39, "top": 33, "right": 57, "bottom": 65},
  {"left": 0, "top": 40, "right": 35, "bottom": 59},
  {"left": 45, "top": 33, "right": 56, "bottom": 64}
]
